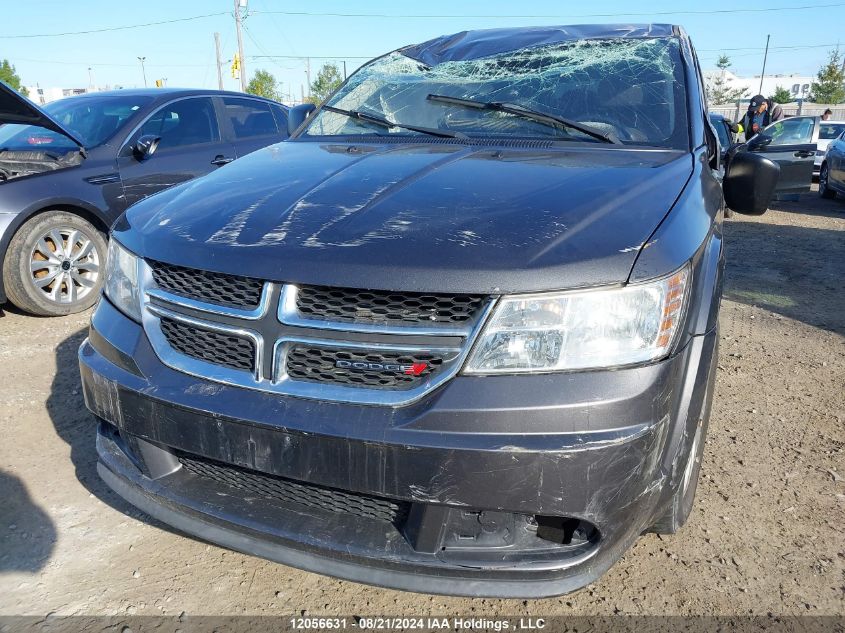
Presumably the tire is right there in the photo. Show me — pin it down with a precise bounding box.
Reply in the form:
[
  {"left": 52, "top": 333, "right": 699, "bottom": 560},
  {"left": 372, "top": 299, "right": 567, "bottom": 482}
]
[
  {"left": 819, "top": 163, "right": 836, "bottom": 199},
  {"left": 2, "top": 211, "right": 107, "bottom": 316},
  {"left": 650, "top": 341, "right": 717, "bottom": 534}
]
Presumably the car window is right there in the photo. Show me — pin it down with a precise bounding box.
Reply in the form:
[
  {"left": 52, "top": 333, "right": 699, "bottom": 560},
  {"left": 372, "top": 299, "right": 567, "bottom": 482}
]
[
  {"left": 271, "top": 104, "right": 288, "bottom": 133},
  {"left": 139, "top": 98, "right": 219, "bottom": 149},
  {"left": 764, "top": 116, "right": 815, "bottom": 146},
  {"left": 819, "top": 122, "right": 845, "bottom": 139},
  {"left": 222, "top": 97, "right": 278, "bottom": 139},
  {"left": 0, "top": 95, "right": 151, "bottom": 150},
  {"left": 709, "top": 117, "right": 730, "bottom": 150}
]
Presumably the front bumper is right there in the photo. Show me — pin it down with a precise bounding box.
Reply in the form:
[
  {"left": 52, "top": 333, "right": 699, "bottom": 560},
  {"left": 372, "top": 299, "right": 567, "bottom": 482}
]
[{"left": 80, "top": 298, "right": 717, "bottom": 597}]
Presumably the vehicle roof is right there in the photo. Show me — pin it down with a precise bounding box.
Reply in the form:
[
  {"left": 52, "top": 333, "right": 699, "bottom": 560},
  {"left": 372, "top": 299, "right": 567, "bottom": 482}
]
[
  {"left": 68, "top": 88, "right": 285, "bottom": 104},
  {"left": 399, "top": 24, "right": 681, "bottom": 65}
]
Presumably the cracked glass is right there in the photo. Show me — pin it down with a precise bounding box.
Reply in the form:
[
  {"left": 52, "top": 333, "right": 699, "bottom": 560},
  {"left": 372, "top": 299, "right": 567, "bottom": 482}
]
[{"left": 305, "top": 38, "right": 689, "bottom": 149}]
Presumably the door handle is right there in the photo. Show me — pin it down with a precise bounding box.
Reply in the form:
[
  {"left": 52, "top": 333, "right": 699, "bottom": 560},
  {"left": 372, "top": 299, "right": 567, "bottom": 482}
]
[
  {"left": 793, "top": 150, "right": 814, "bottom": 158},
  {"left": 211, "top": 155, "right": 235, "bottom": 166}
]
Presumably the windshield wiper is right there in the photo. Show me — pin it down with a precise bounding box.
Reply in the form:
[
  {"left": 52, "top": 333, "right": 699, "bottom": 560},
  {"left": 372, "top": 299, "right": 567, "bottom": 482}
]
[
  {"left": 322, "top": 105, "right": 465, "bottom": 139},
  {"left": 426, "top": 94, "right": 621, "bottom": 144}
]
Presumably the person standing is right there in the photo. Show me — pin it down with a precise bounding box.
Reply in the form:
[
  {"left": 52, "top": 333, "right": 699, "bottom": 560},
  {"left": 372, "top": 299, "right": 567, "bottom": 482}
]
[
  {"left": 822, "top": 108, "right": 833, "bottom": 121},
  {"left": 740, "top": 94, "right": 784, "bottom": 141}
]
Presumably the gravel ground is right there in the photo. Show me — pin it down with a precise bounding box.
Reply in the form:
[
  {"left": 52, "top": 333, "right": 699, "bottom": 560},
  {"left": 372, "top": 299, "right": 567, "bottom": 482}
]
[{"left": 0, "top": 192, "right": 843, "bottom": 618}]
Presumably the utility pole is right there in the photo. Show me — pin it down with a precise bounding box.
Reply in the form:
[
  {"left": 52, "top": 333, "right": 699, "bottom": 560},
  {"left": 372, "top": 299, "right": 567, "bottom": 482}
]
[
  {"left": 758, "top": 34, "right": 770, "bottom": 95},
  {"left": 87, "top": 67, "right": 94, "bottom": 91},
  {"left": 305, "top": 57, "right": 311, "bottom": 97},
  {"left": 214, "top": 32, "right": 224, "bottom": 90},
  {"left": 137, "top": 56, "right": 147, "bottom": 88},
  {"left": 234, "top": 0, "right": 247, "bottom": 92},
  {"left": 343, "top": 61, "right": 347, "bottom": 81}
]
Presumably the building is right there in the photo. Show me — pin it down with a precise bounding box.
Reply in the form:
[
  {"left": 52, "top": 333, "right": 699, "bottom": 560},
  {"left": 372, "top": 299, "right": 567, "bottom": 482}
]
[
  {"left": 23, "top": 86, "right": 105, "bottom": 105},
  {"left": 703, "top": 70, "right": 815, "bottom": 102}
]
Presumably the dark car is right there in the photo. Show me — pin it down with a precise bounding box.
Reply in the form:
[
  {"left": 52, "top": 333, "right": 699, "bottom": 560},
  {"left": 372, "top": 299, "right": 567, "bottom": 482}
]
[
  {"left": 0, "top": 85, "right": 288, "bottom": 316},
  {"left": 819, "top": 127, "right": 845, "bottom": 199},
  {"left": 79, "top": 25, "right": 781, "bottom": 597},
  {"left": 748, "top": 114, "right": 820, "bottom": 198}
]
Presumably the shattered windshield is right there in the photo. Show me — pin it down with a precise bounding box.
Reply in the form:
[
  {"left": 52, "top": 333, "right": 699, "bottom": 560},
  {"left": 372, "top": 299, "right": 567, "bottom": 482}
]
[{"left": 305, "top": 37, "right": 689, "bottom": 149}]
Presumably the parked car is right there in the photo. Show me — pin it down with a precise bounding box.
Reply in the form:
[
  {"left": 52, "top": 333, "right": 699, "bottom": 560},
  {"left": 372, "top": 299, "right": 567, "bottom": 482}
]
[
  {"left": 818, "top": 127, "right": 845, "bottom": 199},
  {"left": 79, "top": 24, "right": 781, "bottom": 598},
  {"left": 744, "top": 114, "right": 820, "bottom": 198},
  {"left": 0, "top": 85, "right": 288, "bottom": 316},
  {"left": 815, "top": 120, "right": 845, "bottom": 176}
]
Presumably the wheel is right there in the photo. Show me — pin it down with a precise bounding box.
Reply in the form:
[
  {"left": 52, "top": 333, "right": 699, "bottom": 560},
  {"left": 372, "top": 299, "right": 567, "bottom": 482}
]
[
  {"left": 650, "top": 342, "right": 717, "bottom": 534},
  {"left": 819, "top": 163, "right": 836, "bottom": 199},
  {"left": 2, "top": 211, "right": 107, "bottom": 316}
]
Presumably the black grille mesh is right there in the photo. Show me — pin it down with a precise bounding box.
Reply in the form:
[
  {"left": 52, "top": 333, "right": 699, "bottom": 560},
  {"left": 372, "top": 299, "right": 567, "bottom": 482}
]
[
  {"left": 160, "top": 317, "right": 255, "bottom": 372},
  {"left": 178, "top": 452, "right": 409, "bottom": 524},
  {"left": 286, "top": 346, "right": 442, "bottom": 389},
  {"left": 151, "top": 260, "right": 264, "bottom": 310},
  {"left": 296, "top": 285, "right": 485, "bottom": 326}
]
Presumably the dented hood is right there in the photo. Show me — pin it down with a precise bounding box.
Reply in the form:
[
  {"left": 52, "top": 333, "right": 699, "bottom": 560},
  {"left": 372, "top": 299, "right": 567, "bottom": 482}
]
[
  {"left": 116, "top": 140, "right": 692, "bottom": 294},
  {"left": 0, "top": 81, "right": 84, "bottom": 147}
]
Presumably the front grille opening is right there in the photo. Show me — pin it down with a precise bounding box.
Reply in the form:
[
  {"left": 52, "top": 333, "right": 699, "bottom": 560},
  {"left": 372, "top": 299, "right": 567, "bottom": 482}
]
[
  {"left": 150, "top": 260, "right": 264, "bottom": 310},
  {"left": 296, "top": 285, "right": 486, "bottom": 326},
  {"left": 159, "top": 317, "right": 255, "bottom": 372},
  {"left": 534, "top": 516, "right": 599, "bottom": 546},
  {"left": 178, "top": 452, "right": 410, "bottom": 525},
  {"left": 286, "top": 346, "right": 443, "bottom": 390}
]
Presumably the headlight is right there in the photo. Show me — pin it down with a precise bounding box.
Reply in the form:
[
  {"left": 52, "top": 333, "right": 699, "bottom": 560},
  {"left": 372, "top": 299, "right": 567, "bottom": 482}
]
[
  {"left": 465, "top": 267, "right": 689, "bottom": 374},
  {"left": 104, "top": 239, "right": 142, "bottom": 321}
]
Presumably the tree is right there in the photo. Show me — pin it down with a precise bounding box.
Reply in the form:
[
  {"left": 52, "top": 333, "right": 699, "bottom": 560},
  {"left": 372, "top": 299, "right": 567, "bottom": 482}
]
[
  {"left": 705, "top": 55, "right": 746, "bottom": 105},
  {"left": 308, "top": 63, "right": 343, "bottom": 104},
  {"left": 0, "top": 59, "right": 28, "bottom": 97},
  {"left": 769, "top": 85, "right": 793, "bottom": 104},
  {"left": 809, "top": 49, "right": 845, "bottom": 104},
  {"left": 246, "top": 69, "right": 282, "bottom": 102}
]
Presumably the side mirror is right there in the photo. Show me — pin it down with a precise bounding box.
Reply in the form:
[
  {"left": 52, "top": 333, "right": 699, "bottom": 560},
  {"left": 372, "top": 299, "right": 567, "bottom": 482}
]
[
  {"left": 133, "top": 134, "right": 160, "bottom": 161},
  {"left": 723, "top": 150, "right": 780, "bottom": 215},
  {"left": 747, "top": 134, "right": 773, "bottom": 152},
  {"left": 287, "top": 103, "right": 316, "bottom": 136}
]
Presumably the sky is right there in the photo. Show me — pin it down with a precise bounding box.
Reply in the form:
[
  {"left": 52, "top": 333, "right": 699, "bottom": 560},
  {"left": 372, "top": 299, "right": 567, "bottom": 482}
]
[{"left": 3, "top": 0, "right": 843, "bottom": 101}]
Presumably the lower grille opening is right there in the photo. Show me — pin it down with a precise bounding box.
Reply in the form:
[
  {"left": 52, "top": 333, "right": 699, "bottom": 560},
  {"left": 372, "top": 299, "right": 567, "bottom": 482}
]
[
  {"left": 159, "top": 317, "right": 255, "bottom": 373},
  {"left": 177, "top": 452, "right": 410, "bottom": 526},
  {"left": 534, "top": 516, "right": 599, "bottom": 546}
]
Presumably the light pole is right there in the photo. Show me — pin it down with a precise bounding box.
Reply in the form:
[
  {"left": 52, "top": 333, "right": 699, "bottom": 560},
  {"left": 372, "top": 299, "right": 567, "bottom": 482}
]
[
  {"left": 758, "top": 35, "right": 770, "bottom": 95},
  {"left": 87, "top": 67, "right": 94, "bottom": 91},
  {"left": 137, "top": 56, "right": 147, "bottom": 88},
  {"left": 234, "top": 0, "right": 247, "bottom": 92}
]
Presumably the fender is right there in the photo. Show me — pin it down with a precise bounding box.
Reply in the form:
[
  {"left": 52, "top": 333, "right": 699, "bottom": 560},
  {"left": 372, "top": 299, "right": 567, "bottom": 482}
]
[{"left": 629, "top": 147, "right": 724, "bottom": 338}]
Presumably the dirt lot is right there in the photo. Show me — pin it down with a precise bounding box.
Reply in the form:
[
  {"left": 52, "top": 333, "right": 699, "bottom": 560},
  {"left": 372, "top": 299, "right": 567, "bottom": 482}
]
[{"left": 1, "top": 192, "right": 843, "bottom": 619}]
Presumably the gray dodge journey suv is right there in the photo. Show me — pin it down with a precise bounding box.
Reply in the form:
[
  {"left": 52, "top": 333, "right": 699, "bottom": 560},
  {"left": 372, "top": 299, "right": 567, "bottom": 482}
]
[{"left": 79, "top": 24, "right": 781, "bottom": 597}]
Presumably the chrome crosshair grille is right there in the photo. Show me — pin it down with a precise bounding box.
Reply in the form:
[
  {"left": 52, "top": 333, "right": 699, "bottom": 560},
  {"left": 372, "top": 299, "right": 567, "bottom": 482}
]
[{"left": 140, "top": 260, "right": 495, "bottom": 406}]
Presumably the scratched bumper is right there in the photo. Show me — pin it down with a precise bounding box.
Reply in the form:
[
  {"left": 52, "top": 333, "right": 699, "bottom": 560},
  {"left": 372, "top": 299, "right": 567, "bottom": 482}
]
[{"left": 80, "top": 297, "right": 717, "bottom": 597}]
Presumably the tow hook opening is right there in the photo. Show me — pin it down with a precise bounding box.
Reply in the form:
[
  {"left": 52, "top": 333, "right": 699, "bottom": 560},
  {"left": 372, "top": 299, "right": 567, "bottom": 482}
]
[{"left": 534, "top": 516, "right": 599, "bottom": 546}]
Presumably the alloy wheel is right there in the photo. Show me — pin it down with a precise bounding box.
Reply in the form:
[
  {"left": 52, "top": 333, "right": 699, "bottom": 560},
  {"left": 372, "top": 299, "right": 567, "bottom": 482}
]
[{"left": 28, "top": 227, "right": 101, "bottom": 305}]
